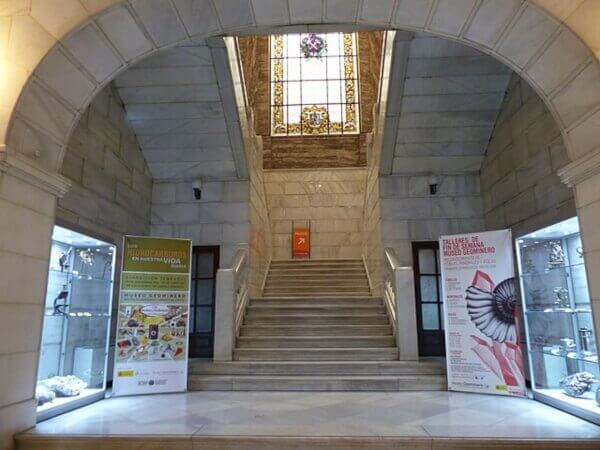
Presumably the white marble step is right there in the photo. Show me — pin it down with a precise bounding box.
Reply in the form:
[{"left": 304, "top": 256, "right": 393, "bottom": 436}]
[
  {"left": 240, "top": 324, "right": 393, "bottom": 336},
  {"left": 263, "top": 288, "right": 371, "bottom": 295},
  {"left": 267, "top": 272, "right": 369, "bottom": 279},
  {"left": 262, "top": 292, "right": 374, "bottom": 298},
  {"left": 244, "top": 314, "right": 390, "bottom": 326},
  {"left": 236, "top": 336, "right": 396, "bottom": 348},
  {"left": 265, "top": 279, "right": 369, "bottom": 286},
  {"left": 188, "top": 374, "right": 447, "bottom": 391},
  {"left": 251, "top": 296, "right": 381, "bottom": 302},
  {"left": 246, "top": 305, "right": 386, "bottom": 316},
  {"left": 233, "top": 347, "right": 399, "bottom": 361},
  {"left": 271, "top": 259, "right": 363, "bottom": 266},
  {"left": 189, "top": 360, "right": 446, "bottom": 376},
  {"left": 268, "top": 267, "right": 366, "bottom": 274},
  {"left": 249, "top": 299, "right": 382, "bottom": 308}
]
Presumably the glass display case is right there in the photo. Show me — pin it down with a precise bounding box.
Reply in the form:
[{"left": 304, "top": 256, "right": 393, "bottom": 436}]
[
  {"left": 516, "top": 217, "right": 600, "bottom": 424},
  {"left": 36, "top": 225, "right": 116, "bottom": 421}
]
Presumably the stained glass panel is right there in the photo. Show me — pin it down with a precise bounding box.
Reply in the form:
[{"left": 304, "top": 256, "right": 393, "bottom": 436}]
[{"left": 270, "top": 32, "right": 360, "bottom": 136}]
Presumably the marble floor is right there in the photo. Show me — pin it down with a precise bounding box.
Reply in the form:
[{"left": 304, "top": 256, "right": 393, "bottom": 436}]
[{"left": 23, "top": 391, "right": 600, "bottom": 440}]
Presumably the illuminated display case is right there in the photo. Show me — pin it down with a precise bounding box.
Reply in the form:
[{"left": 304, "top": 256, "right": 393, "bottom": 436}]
[
  {"left": 516, "top": 217, "right": 600, "bottom": 424},
  {"left": 36, "top": 225, "right": 116, "bottom": 421}
]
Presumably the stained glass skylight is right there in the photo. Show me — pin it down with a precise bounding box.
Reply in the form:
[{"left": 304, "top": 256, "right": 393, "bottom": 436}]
[{"left": 270, "top": 32, "right": 360, "bottom": 136}]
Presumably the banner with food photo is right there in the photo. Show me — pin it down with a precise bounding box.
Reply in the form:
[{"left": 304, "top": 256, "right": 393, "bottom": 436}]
[
  {"left": 113, "top": 236, "right": 192, "bottom": 396},
  {"left": 439, "top": 229, "right": 526, "bottom": 397}
]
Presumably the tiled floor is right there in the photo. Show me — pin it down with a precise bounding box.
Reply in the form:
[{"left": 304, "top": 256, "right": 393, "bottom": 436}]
[{"left": 24, "top": 391, "right": 600, "bottom": 439}]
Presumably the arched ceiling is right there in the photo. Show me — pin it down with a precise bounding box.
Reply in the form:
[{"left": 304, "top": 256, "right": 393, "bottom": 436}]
[
  {"left": 381, "top": 32, "right": 511, "bottom": 176},
  {"left": 113, "top": 38, "right": 246, "bottom": 181},
  {"left": 111, "top": 30, "right": 513, "bottom": 181},
  {"left": 2, "top": 0, "right": 600, "bottom": 181}
]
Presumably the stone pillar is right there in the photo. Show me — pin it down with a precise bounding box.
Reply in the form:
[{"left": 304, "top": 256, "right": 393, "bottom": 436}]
[
  {"left": 395, "top": 267, "right": 419, "bottom": 361},
  {"left": 559, "top": 150, "right": 600, "bottom": 354},
  {"left": 213, "top": 267, "right": 235, "bottom": 361},
  {"left": 0, "top": 150, "right": 70, "bottom": 450}
]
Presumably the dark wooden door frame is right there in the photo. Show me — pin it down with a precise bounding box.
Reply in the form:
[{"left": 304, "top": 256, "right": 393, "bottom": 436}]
[
  {"left": 189, "top": 245, "right": 219, "bottom": 358},
  {"left": 412, "top": 241, "right": 445, "bottom": 357}
]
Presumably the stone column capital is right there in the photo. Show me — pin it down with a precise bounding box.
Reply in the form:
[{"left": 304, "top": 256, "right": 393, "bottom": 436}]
[
  {"left": 0, "top": 146, "right": 71, "bottom": 198},
  {"left": 558, "top": 147, "right": 600, "bottom": 188}
]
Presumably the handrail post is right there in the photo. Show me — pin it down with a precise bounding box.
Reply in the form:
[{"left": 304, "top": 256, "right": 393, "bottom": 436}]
[
  {"left": 384, "top": 247, "right": 419, "bottom": 361},
  {"left": 213, "top": 246, "right": 249, "bottom": 362},
  {"left": 214, "top": 268, "right": 235, "bottom": 361},
  {"left": 394, "top": 266, "right": 419, "bottom": 361}
]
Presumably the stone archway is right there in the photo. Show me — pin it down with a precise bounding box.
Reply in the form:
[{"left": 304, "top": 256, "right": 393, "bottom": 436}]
[
  {"left": 1, "top": 1, "right": 600, "bottom": 448},
  {"left": 2, "top": 0, "right": 599, "bottom": 171}
]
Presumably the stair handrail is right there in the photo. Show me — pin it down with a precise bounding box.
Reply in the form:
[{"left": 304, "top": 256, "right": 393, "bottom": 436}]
[
  {"left": 214, "top": 245, "right": 249, "bottom": 361},
  {"left": 384, "top": 247, "right": 419, "bottom": 361}
]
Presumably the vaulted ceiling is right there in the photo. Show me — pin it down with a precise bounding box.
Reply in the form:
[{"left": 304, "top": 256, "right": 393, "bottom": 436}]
[
  {"left": 381, "top": 32, "right": 511, "bottom": 176},
  {"left": 112, "top": 31, "right": 512, "bottom": 182},
  {"left": 113, "top": 38, "right": 246, "bottom": 182}
]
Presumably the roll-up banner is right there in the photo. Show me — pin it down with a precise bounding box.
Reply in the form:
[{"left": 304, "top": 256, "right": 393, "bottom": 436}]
[
  {"left": 439, "top": 230, "right": 526, "bottom": 397},
  {"left": 113, "top": 236, "right": 192, "bottom": 396}
]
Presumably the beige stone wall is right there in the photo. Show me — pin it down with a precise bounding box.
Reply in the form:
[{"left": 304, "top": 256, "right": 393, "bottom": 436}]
[
  {"left": 480, "top": 74, "right": 575, "bottom": 235},
  {"left": 0, "top": 84, "right": 152, "bottom": 449},
  {"left": 150, "top": 180, "right": 249, "bottom": 268},
  {"left": 380, "top": 174, "right": 484, "bottom": 265},
  {"left": 362, "top": 132, "right": 384, "bottom": 295},
  {"left": 0, "top": 173, "right": 56, "bottom": 450},
  {"left": 265, "top": 168, "right": 366, "bottom": 260},
  {"left": 57, "top": 85, "right": 153, "bottom": 242},
  {"left": 247, "top": 133, "right": 272, "bottom": 296}
]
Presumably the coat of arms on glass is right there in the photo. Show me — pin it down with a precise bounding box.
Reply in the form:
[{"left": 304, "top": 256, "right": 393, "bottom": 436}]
[{"left": 270, "top": 32, "right": 360, "bottom": 136}]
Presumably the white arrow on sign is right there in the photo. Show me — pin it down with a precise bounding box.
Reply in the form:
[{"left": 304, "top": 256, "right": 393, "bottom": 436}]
[{"left": 298, "top": 238, "right": 306, "bottom": 244}]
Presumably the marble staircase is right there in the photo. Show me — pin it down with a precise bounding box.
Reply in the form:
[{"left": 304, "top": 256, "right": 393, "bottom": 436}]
[{"left": 189, "top": 259, "right": 447, "bottom": 391}]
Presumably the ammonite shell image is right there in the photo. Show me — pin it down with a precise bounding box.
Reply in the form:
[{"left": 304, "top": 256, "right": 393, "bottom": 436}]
[{"left": 466, "top": 278, "right": 517, "bottom": 343}]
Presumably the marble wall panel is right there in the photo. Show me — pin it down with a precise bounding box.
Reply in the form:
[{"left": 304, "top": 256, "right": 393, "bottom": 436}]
[
  {"left": 265, "top": 169, "right": 366, "bottom": 260},
  {"left": 480, "top": 73, "right": 575, "bottom": 236},
  {"left": 379, "top": 173, "right": 484, "bottom": 265},
  {"left": 58, "top": 84, "right": 152, "bottom": 245}
]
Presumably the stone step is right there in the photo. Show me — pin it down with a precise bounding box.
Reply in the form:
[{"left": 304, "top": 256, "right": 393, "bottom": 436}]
[
  {"left": 236, "top": 336, "right": 396, "bottom": 348},
  {"left": 264, "top": 286, "right": 370, "bottom": 292},
  {"left": 267, "top": 273, "right": 369, "bottom": 279},
  {"left": 268, "top": 267, "right": 366, "bottom": 273},
  {"left": 244, "top": 314, "right": 390, "bottom": 326},
  {"left": 246, "top": 305, "right": 386, "bottom": 316},
  {"left": 251, "top": 296, "right": 382, "bottom": 302},
  {"left": 262, "top": 292, "right": 373, "bottom": 298},
  {"left": 262, "top": 292, "right": 374, "bottom": 298},
  {"left": 249, "top": 299, "right": 383, "bottom": 307},
  {"left": 17, "top": 434, "right": 599, "bottom": 450},
  {"left": 263, "top": 287, "right": 371, "bottom": 294},
  {"left": 189, "top": 360, "right": 446, "bottom": 376},
  {"left": 187, "top": 374, "right": 447, "bottom": 391},
  {"left": 233, "top": 347, "right": 399, "bottom": 361},
  {"left": 265, "top": 284, "right": 370, "bottom": 291},
  {"left": 269, "top": 266, "right": 365, "bottom": 271},
  {"left": 271, "top": 260, "right": 363, "bottom": 266},
  {"left": 265, "top": 279, "right": 369, "bottom": 286},
  {"left": 240, "top": 324, "right": 393, "bottom": 336}
]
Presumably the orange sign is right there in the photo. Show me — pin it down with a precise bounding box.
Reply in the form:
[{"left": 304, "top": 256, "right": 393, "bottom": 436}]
[{"left": 292, "top": 228, "right": 310, "bottom": 258}]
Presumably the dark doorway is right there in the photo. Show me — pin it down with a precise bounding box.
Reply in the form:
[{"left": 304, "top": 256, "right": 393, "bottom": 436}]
[
  {"left": 189, "top": 246, "right": 219, "bottom": 358},
  {"left": 412, "top": 242, "right": 445, "bottom": 356}
]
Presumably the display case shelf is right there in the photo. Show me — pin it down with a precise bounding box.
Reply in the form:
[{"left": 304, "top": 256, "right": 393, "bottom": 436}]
[
  {"left": 525, "top": 308, "right": 593, "bottom": 314},
  {"left": 520, "top": 261, "right": 586, "bottom": 276},
  {"left": 48, "top": 269, "right": 113, "bottom": 282},
  {"left": 531, "top": 348, "right": 599, "bottom": 364}
]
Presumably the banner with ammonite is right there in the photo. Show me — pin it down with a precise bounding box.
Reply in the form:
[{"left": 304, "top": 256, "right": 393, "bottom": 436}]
[{"left": 439, "top": 229, "right": 526, "bottom": 397}]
